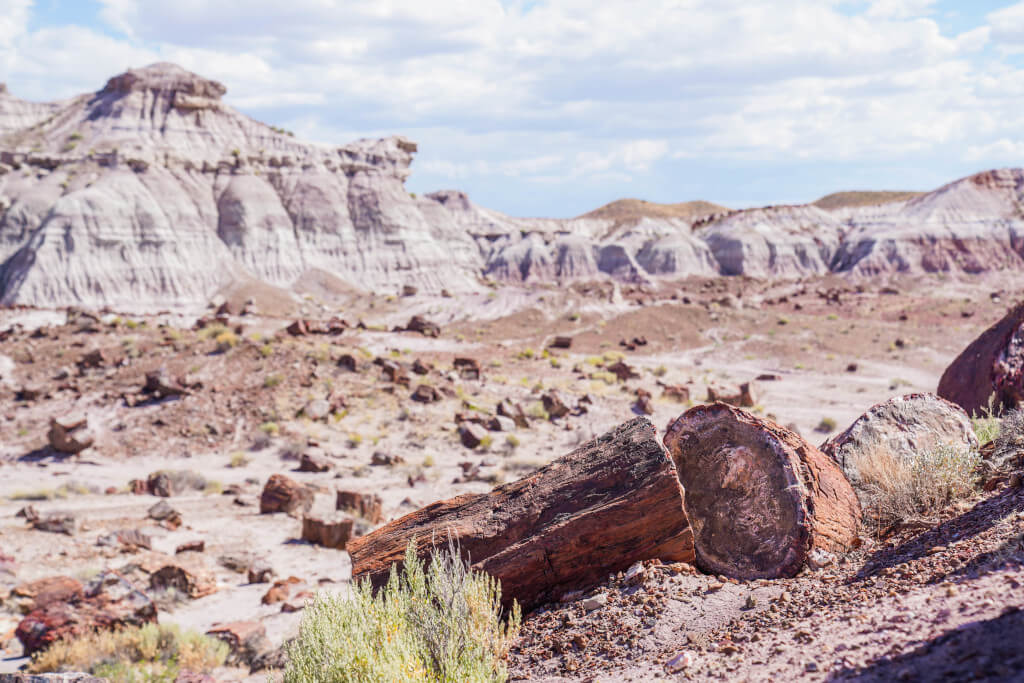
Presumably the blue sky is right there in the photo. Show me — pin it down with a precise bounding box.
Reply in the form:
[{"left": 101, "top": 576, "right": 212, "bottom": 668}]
[{"left": 2, "top": 0, "right": 1024, "bottom": 217}]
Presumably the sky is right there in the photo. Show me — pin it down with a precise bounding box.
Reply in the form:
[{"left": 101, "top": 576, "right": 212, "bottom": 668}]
[{"left": 1, "top": 0, "right": 1023, "bottom": 217}]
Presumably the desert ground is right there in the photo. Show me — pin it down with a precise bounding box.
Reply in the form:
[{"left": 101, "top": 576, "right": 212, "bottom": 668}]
[{"left": 2, "top": 271, "right": 1023, "bottom": 681}]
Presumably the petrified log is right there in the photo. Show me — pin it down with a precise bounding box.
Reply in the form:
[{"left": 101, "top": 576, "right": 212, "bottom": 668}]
[
  {"left": 938, "top": 301, "right": 1024, "bottom": 414},
  {"left": 348, "top": 417, "right": 694, "bottom": 610},
  {"left": 663, "top": 403, "right": 861, "bottom": 580}
]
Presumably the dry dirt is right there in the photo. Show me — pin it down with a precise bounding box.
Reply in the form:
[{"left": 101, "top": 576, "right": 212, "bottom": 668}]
[{"left": 1, "top": 270, "right": 1023, "bottom": 680}]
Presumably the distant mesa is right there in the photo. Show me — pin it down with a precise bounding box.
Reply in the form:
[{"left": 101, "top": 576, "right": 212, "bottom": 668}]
[{"left": 0, "top": 62, "right": 1022, "bottom": 310}]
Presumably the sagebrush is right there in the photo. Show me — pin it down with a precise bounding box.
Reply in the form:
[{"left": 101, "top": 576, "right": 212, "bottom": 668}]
[
  {"left": 284, "top": 538, "right": 521, "bottom": 682},
  {"left": 858, "top": 444, "right": 981, "bottom": 530},
  {"left": 28, "top": 622, "right": 228, "bottom": 681}
]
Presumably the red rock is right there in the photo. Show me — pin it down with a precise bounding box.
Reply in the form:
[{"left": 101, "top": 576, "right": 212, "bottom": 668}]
[
  {"left": 285, "top": 320, "right": 308, "bottom": 336},
  {"left": 938, "top": 302, "right": 1024, "bottom": 413},
  {"left": 206, "top": 621, "right": 271, "bottom": 666},
  {"left": 16, "top": 570, "right": 156, "bottom": 656},
  {"left": 11, "top": 576, "right": 84, "bottom": 611},
  {"left": 175, "top": 540, "right": 205, "bottom": 554},
  {"left": 336, "top": 490, "right": 384, "bottom": 524},
  {"left": 411, "top": 384, "right": 441, "bottom": 403},
  {"left": 458, "top": 422, "right": 487, "bottom": 448},
  {"left": 47, "top": 414, "right": 95, "bottom": 454},
  {"left": 662, "top": 385, "right": 691, "bottom": 402},
  {"left": 607, "top": 360, "right": 640, "bottom": 381},
  {"left": 705, "top": 382, "right": 756, "bottom": 408},
  {"left": 298, "top": 452, "right": 332, "bottom": 473},
  {"left": 453, "top": 357, "right": 481, "bottom": 380},
  {"left": 541, "top": 390, "right": 570, "bottom": 419},
  {"left": 148, "top": 557, "right": 218, "bottom": 599},
  {"left": 259, "top": 474, "right": 314, "bottom": 515},
  {"left": 301, "top": 516, "right": 354, "bottom": 549},
  {"left": 405, "top": 315, "right": 440, "bottom": 337}
]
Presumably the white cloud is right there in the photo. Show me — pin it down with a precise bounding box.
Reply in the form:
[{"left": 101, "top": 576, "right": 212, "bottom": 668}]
[{"left": 3, "top": 0, "right": 1024, "bottom": 213}]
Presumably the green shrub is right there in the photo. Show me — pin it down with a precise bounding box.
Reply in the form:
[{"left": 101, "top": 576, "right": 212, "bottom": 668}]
[{"left": 284, "top": 539, "right": 520, "bottom": 683}]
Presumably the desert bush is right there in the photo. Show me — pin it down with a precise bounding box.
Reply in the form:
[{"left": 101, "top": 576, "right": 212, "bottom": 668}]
[
  {"left": 858, "top": 444, "right": 981, "bottom": 529},
  {"left": 28, "top": 623, "right": 227, "bottom": 680},
  {"left": 972, "top": 394, "right": 1004, "bottom": 446},
  {"left": 284, "top": 538, "right": 520, "bottom": 683},
  {"left": 215, "top": 330, "right": 238, "bottom": 352},
  {"left": 815, "top": 417, "right": 837, "bottom": 433},
  {"left": 197, "top": 323, "right": 229, "bottom": 341},
  {"left": 263, "top": 373, "right": 283, "bottom": 388}
]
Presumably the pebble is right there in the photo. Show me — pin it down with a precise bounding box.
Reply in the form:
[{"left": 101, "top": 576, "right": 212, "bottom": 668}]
[
  {"left": 666, "top": 651, "right": 693, "bottom": 673},
  {"left": 583, "top": 593, "right": 608, "bottom": 611}
]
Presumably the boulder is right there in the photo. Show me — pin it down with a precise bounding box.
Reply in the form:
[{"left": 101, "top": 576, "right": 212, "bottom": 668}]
[
  {"left": 146, "top": 470, "right": 206, "bottom": 497},
  {"left": 486, "top": 415, "right": 516, "bottom": 432},
  {"left": 938, "top": 302, "right": 1024, "bottom": 414},
  {"left": 206, "top": 621, "right": 272, "bottom": 667},
  {"left": 149, "top": 557, "right": 218, "bottom": 599},
  {"left": 820, "top": 393, "right": 979, "bottom": 487},
  {"left": 301, "top": 516, "right": 354, "bottom": 549},
  {"left": 15, "top": 571, "right": 156, "bottom": 656},
  {"left": 663, "top": 403, "right": 861, "bottom": 579},
  {"left": 349, "top": 417, "right": 694, "bottom": 610},
  {"left": 47, "top": 415, "right": 95, "bottom": 454},
  {"left": 336, "top": 490, "right": 384, "bottom": 524},
  {"left": 259, "top": 475, "right": 314, "bottom": 515}
]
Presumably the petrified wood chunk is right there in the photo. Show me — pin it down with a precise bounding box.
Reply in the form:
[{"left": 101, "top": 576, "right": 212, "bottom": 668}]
[
  {"left": 348, "top": 417, "right": 694, "bottom": 610},
  {"left": 663, "top": 403, "right": 861, "bottom": 580}
]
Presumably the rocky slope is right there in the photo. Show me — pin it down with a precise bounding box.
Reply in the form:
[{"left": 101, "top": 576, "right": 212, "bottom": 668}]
[{"left": 1, "top": 63, "right": 1024, "bottom": 310}]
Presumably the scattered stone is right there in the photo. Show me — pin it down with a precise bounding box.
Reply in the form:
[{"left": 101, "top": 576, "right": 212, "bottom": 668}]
[
  {"left": 47, "top": 415, "right": 95, "bottom": 454},
  {"left": 337, "top": 354, "right": 357, "bottom": 372},
  {"left": 541, "top": 390, "right": 570, "bottom": 419},
  {"left": 583, "top": 593, "right": 608, "bottom": 611},
  {"left": 633, "top": 389, "right": 654, "bottom": 415},
  {"left": 149, "top": 558, "right": 218, "bottom": 599},
  {"left": 141, "top": 368, "right": 189, "bottom": 399},
  {"left": 549, "top": 336, "right": 573, "bottom": 349},
  {"left": 247, "top": 562, "right": 274, "bottom": 584},
  {"left": 298, "top": 452, "right": 332, "bottom": 473},
  {"left": 412, "top": 358, "right": 431, "bottom": 375},
  {"left": 303, "top": 399, "right": 330, "bottom": 421},
  {"left": 11, "top": 576, "right": 84, "bottom": 612},
  {"left": 76, "top": 349, "right": 108, "bottom": 371},
  {"left": 206, "top": 621, "right": 272, "bottom": 667},
  {"left": 32, "top": 512, "right": 78, "bottom": 536},
  {"left": 146, "top": 470, "right": 206, "bottom": 497},
  {"left": 371, "top": 451, "right": 404, "bottom": 466},
  {"left": 706, "top": 382, "right": 756, "bottom": 408},
  {"left": 259, "top": 474, "right": 314, "bottom": 516},
  {"left": 405, "top": 315, "right": 440, "bottom": 337},
  {"left": 336, "top": 490, "right": 384, "bottom": 524},
  {"left": 16, "top": 570, "right": 156, "bottom": 657},
  {"left": 302, "top": 516, "right": 354, "bottom": 549},
  {"left": 486, "top": 415, "right": 516, "bottom": 432},
  {"left": 453, "top": 357, "right": 481, "bottom": 380},
  {"left": 175, "top": 540, "right": 205, "bottom": 554},
  {"left": 459, "top": 422, "right": 487, "bottom": 448},
  {"left": 846, "top": 362, "right": 859, "bottom": 372},
  {"left": 147, "top": 500, "right": 182, "bottom": 529},
  {"left": 662, "top": 384, "right": 691, "bottom": 402},
  {"left": 666, "top": 651, "right": 693, "bottom": 673},
  {"left": 411, "top": 384, "right": 441, "bottom": 403},
  {"left": 607, "top": 360, "right": 640, "bottom": 381},
  {"left": 285, "top": 320, "right": 308, "bottom": 336}
]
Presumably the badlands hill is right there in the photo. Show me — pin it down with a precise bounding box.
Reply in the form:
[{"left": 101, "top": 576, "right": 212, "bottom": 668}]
[{"left": 0, "top": 63, "right": 1023, "bottom": 309}]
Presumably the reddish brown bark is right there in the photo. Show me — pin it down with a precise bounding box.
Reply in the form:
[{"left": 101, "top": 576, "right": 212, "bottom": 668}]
[
  {"left": 348, "top": 417, "right": 694, "bottom": 610},
  {"left": 664, "top": 403, "right": 862, "bottom": 580}
]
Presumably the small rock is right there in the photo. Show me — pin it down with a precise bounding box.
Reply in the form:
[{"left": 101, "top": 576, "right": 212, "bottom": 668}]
[
  {"left": 259, "top": 474, "right": 314, "bottom": 516},
  {"left": 301, "top": 516, "right": 354, "bottom": 549},
  {"left": 47, "top": 414, "right": 95, "bottom": 454},
  {"left": 303, "top": 399, "right": 330, "bottom": 421},
  {"left": 582, "top": 593, "right": 608, "bottom": 611},
  {"left": 666, "top": 651, "right": 693, "bottom": 673},
  {"left": 247, "top": 562, "right": 274, "bottom": 584},
  {"left": 411, "top": 384, "right": 441, "bottom": 403},
  {"left": 458, "top": 422, "right": 487, "bottom": 448},
  {"left": 297, "top": 452, "right": 332, "bottom": 473}
]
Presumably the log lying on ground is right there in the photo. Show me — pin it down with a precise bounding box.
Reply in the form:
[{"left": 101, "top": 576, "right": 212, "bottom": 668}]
[
  {"left": 938, "top": 301, "right": 1024, "bottom": 414},
  {"left": 664, "top": 403, "right": 861, "bottom": 580},
  {"left": 348, "top": 417, "right": 694, "bottom": 610}
]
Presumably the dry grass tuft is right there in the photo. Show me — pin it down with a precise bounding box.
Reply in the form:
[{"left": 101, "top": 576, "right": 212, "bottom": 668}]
[
  {"left": 858, "top": 444, "right": 981, "bottom": 532},
  {"left": 29, "top": 623, "right": 227, "bottom": 680}
]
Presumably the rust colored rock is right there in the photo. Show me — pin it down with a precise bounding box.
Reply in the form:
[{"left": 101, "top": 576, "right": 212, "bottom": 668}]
[
  {"left": 453, "top": 357, "right": 481, "bottom": 380},
  {"left": 261, "top": 581, "right": 291, "bottom": 604},
  {"left": 820, "top": 393, "right": 978, "bottom": 487},
  {"left": 938, "top": 302, "right": 1024, "bottom": 414},
  {"left": 302, "top": 516, "right": 354, "bottom": 549},
  {"left": 405, "top": 315, "right": 440, "bottom": 337},
  {"left": 663, "top": 403, "right": 861, "bottom": 580},
  {"left": 634, "top": 391, "right": 654, "bottom": 415},
  {"left": 142, "top": 368, "right": 189, "bottom": 399},
  {"left": 16, "top": 570, "right": 156, "bottom": 656},
  {"left": 549, "top": 336, "right": 573, "bottom": 349},
  {"left": 11, "top": 576, "right": 83, "bottom": 611},
  {"left": 146, "top": 470, "right": 206, "bottom": 497},
  {"left": 149, "top": 557, "right": 217, "bottom": 599},
  {"left": 337, "top": 353, "right": 358, "bottom": 372},
  {"left": 206, "top": 621, "right": 271, "bottom": 667},
  {"left": 541, "top": 390, "right": 570, "bottom": 419},
  {"left": 336, "top": 490, "right": 384, "bottom": 524},
  {"left": 607, "top": 360, "right": 639, "bottom": 382},
  {"left": 498, "top": 399, "right": 530, "bottom": 428},
  {"left": 259, "top": 474, "right": 314, "bottom": 515},
  {"left": 380, "top": 360, "right": 410, "bottom": 386},
  {"left": 458, "top": 422, "right": 487, "bottom": 448},
  {"left": 662, "top": 384, "right": 691, "bottom": 402},
  {"left": 412, "top": 358, "right": 431, "bottom": 375},
  {"left": 298, "top": 452, "right": 332, "bottom": 473},
  {"left": 349, "top": 417, "right": 694, "bottom": 610},
  {"left": 706, "top": 382, "right": 756, "bottom": 408},
  {"left": 32, "top": 512, "right": 77, "bottom": 536},
  {"left": 285, "top": 320, "right": 308, "bottom": 336},
  {"left": 76, "top": 348, "right": 107, "bottom": 370},
  {"left": 176, "top": 540, "right": 205, "bottom": 554},
  {"left": 47, "top": 414, "right": 94, "bottom": 454},
  {"left": 411, "top": 384, "right": 441, "bottom": 403},
  {"left": 247, "top": 562, "right": 274, "bottom": 584}
]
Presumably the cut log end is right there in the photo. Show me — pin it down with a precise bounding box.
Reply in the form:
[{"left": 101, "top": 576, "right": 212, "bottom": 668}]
[{"left": 664, "top": 403, "right": 861, "bottom": 580}]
